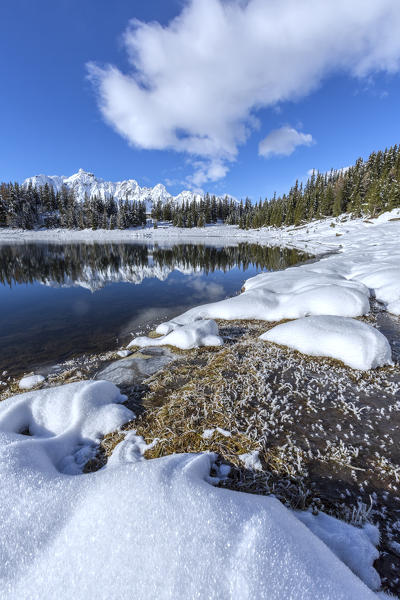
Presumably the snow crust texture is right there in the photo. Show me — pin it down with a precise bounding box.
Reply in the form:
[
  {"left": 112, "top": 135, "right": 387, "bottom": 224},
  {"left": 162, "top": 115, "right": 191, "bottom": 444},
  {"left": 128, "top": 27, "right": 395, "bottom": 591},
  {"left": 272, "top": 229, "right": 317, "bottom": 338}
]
[
  {"left": 260, "top": 316, "right": 393, "bottom": 370},
  {"left": 0, "top": 380, "right": 132, "bottom": 474},
  {"left": 0, "top": 382, "right": 382, "bottom": 599}
]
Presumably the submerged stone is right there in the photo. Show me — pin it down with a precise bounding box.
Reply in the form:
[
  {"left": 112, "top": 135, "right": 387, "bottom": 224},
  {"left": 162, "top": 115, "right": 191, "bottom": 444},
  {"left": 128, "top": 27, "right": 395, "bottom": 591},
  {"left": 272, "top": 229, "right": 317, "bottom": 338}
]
[{"left": 96, "top": 347, "right": 178, "bottom": 386}]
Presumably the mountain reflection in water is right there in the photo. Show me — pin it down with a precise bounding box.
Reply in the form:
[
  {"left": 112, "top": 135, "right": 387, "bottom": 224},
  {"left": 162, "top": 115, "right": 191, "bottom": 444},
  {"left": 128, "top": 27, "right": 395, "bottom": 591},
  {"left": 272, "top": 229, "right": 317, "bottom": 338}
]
[{"left": 0, "top": 242, "right": 306, "bottom": 290}]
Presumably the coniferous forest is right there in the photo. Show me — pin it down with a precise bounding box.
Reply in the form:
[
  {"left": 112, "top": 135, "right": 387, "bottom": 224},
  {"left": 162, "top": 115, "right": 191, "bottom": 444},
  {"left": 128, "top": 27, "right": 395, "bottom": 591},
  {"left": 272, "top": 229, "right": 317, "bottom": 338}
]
[{"left": 1, "top": 143, "right": 399, "bottom": 231}]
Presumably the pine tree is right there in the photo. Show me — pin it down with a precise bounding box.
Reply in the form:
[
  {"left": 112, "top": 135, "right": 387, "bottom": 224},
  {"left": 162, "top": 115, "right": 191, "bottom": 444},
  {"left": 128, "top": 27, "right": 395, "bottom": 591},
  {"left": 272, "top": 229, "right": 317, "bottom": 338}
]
[{"left": 101, "top": 208, "right": 108, "bottom": 229}]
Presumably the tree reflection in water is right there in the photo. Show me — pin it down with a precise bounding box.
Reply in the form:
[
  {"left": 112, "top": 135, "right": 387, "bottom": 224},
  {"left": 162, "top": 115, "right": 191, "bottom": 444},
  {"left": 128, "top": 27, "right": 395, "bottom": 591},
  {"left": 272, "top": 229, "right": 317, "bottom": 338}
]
[
  {"left": 0, "top": 242, "right": 310, "bottom": 376},
  {"left": 0, "top": 242, "right": 308, "bottom": 288}
]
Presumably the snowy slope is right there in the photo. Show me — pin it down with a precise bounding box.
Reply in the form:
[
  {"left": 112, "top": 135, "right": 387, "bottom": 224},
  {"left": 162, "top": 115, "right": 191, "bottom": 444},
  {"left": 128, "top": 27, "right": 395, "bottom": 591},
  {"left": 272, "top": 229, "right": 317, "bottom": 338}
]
[{"left": 23, "top": 168, "right": 214, "bottom": 209}]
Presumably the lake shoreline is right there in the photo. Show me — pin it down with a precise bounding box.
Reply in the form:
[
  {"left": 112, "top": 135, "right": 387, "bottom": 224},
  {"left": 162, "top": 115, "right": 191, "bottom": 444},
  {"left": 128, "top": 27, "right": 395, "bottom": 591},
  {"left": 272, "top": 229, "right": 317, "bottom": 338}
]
[
  {"left": 1, "top": 207, "right": 399, "bottom": 255},
  {"left": 2, "top": 210, "right": 400, "bottom": 595},
  {"left": 0, "top": 241, "right": 308, "bottom": 377},
  {"left": 0, "top": 222, "right": 338, "bottom": 255}
]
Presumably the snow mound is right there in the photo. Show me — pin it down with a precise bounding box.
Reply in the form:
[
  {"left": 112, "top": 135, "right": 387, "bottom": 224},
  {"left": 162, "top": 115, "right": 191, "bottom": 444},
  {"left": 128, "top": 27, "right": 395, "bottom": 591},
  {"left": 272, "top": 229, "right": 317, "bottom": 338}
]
[
  {"left": 155, "top": 269, "right": 370, "bottom": 327},
  {"left": 0, "top": 389, "right": 382, "bottom": 599},
  {"left": 19, "top": 374, "right": 45, "bottom": 389},
  {"left": 129, "top": 319, "right": 223, "bottom": 350},
  {"left": 260, "top": 316, "right": 392, "bottom": 370},
  {"left": 117, "top": 349, "right": 131, "bottom": 358},
  {"left": 0, "top": 380, "right": 133, "bottom": 474}
]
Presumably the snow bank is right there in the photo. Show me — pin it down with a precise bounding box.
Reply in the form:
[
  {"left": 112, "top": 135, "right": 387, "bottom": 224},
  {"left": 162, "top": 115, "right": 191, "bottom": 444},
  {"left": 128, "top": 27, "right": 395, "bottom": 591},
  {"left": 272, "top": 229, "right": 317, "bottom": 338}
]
[
  {"left": 151, "top": 212, "right": 400, "bottom": 375},
  {"left": 355, "top": 267, "right": 400, "bottom": 315},
  {"left": 130, "top": 319, "right": 223, "bottom": 350},
  {"left": 260, "top": 316, "right": 392, "bottom": 370},
  {"left": 19, "top": 374, "right": 45, "bottom": 389},
  {"left": 156, "top": 270, "right": 370, "bottom": 326},
  {"left": 0, "top": 385, "right": 382, "bottom": 599}
]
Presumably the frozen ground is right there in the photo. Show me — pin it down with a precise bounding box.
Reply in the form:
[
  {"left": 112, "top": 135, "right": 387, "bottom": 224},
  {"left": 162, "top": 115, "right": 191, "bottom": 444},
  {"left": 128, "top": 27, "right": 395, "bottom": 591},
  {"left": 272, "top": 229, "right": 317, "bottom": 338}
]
[
  {"left": 0, "top": 380, "right": 389, "bottom": 599},
  {"left": 123, "top": 315, "right": 400, "bottom": 596}
]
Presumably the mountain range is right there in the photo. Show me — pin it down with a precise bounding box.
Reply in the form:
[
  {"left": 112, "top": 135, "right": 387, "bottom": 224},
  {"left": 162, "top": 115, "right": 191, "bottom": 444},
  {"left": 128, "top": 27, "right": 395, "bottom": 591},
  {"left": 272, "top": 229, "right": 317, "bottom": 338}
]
[{"left": 23, "top": 169, "right": 233, "bottom": 209}]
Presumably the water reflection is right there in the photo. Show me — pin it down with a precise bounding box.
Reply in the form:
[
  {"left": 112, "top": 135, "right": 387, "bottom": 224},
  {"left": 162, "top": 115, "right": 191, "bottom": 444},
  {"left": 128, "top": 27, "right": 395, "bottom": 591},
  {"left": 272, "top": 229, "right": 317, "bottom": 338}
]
[
  {"left": 0, "top": 242, "right": 306, "bottom": 290},
  {"left": 0, "top": 242, "right": 309, "bottom": 376}
]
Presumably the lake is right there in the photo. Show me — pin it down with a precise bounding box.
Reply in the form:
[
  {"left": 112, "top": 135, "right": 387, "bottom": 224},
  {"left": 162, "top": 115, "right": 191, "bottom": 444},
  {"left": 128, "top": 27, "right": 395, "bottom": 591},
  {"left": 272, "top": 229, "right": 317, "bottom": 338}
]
[{"left": 0, "top": 241, "right": 309, "bottom": 376}]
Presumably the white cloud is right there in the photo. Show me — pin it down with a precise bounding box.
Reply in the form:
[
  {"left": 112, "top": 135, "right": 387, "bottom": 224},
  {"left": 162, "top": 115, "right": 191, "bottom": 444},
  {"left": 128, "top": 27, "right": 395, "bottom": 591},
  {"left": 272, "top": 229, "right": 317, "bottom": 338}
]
[
  {"left": 186, "top": 159, "right": 229, "bottom": 189},
  {"left": 88, "top": 0, "right": 400, "bottom": 186},
  {"left": 259, "top": 127, "right": 314, "bottom": 158}
]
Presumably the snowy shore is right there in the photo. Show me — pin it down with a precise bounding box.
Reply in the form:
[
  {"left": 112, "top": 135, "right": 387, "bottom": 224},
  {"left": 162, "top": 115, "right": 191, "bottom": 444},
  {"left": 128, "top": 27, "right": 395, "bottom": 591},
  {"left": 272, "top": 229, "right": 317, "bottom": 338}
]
[
  {"left": 131, "top": 208, "right": 400, "bottom": 368},
  {"left": 1, "top": 207, "right": 399, "bottom": 255},
  {"left": 1, "top": 209, "right": 400, "bottom": 598}
]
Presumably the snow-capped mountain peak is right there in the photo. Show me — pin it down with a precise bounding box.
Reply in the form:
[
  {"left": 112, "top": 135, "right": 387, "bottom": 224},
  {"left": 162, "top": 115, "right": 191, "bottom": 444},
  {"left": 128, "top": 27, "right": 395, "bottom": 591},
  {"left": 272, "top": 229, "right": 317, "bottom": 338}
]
[{"left": 23, "top": 169, "right": 234, "bottom": 209}]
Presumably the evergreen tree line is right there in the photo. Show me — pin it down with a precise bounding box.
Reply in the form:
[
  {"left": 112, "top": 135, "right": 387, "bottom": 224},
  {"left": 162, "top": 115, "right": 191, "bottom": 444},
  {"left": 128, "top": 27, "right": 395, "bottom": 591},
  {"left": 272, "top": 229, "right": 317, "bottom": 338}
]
[
  {"left": 231, "top": 143, "right": 400, "bottom": 229},
  {"left": 152, "top": 143, "right": 400, "bottom": 229},
  {"left": 1, "top": 143, "right": 399, "bottom": 230},
  {"left": 151, "top": 194, "right": 240, "bottom": 227},
  {"left": 0, "top": 183, "right": 147, "bottom": 230}
]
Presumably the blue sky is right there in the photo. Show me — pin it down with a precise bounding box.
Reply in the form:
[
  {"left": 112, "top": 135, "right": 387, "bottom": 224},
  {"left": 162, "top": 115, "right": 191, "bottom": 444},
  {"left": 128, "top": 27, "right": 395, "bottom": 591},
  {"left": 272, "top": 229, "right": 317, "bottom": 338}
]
[{"left": 1, "top": 0, "right": 400, "bottom": 200}]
